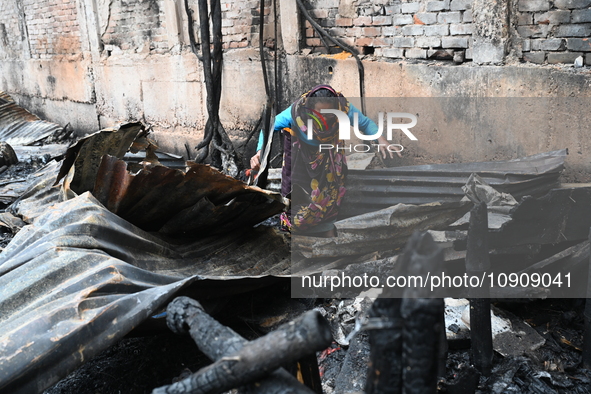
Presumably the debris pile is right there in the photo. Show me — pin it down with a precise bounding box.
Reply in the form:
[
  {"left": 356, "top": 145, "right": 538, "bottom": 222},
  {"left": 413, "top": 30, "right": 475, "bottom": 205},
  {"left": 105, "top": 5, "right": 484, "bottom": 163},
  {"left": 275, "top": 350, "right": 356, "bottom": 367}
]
[{"left": 0, "top": 98, "right": 590, "bottom": 393}]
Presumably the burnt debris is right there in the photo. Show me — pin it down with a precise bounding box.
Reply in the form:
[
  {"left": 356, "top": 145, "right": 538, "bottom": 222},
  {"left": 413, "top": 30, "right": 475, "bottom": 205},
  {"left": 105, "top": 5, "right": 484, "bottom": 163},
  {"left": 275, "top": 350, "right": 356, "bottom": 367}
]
[
  {"left": 153, "top": 296, "right": 330, "bottom": 394},
  {"left": 0, "top": 113, "right": 589, "bottom": 394}
]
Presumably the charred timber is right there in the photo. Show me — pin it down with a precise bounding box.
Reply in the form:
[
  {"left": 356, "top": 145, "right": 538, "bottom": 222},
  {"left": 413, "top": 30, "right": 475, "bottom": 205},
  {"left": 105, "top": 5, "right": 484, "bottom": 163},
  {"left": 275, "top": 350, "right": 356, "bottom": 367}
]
[
  {"left": 153, "top": 296, "right": 330, "bottom": 394},
  {"left": 584, "top": 230, "right": 591, "bottom": 369},
  {"left": 400, "top": 233, "right": 446, "bottom": 394},
  {"left": 366, "top": 232, "right": 446, "bottom": 394},
  {"left": 365, "top": 298, "right": 403, "bottom": 394},
  {"left": 466, "top": 202, "right": 493, "bottom": 377}
]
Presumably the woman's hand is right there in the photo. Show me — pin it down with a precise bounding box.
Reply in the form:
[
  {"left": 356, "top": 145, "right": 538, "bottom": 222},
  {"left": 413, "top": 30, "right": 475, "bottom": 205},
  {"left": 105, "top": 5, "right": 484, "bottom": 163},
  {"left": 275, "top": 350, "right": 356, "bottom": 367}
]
[
  {"left": 376, "top": 136, "right": 402, "bottom": 159},
  {"left": 250, "top": 151, "right": 261, "bottom": 171}
]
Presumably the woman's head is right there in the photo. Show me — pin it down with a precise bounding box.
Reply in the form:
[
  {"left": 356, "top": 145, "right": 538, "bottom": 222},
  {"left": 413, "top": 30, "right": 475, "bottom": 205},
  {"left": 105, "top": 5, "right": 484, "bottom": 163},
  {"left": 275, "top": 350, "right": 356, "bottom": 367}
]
[
  {"left": 307, "top": 85, "right": 339, "bottom": 112},
  {"left": 292, "top": 84, "right": 348, "bottom": 143}
]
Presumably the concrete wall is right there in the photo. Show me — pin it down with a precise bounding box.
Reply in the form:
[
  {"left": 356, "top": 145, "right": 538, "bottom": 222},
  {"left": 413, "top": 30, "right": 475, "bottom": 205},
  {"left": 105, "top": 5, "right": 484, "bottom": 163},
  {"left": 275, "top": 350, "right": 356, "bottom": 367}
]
[
  {"left": 283, "top": 55, "right": 591, "bottom": 182},
  {"left": 0, "top": 0, "right": 590, "bottom": 180}
]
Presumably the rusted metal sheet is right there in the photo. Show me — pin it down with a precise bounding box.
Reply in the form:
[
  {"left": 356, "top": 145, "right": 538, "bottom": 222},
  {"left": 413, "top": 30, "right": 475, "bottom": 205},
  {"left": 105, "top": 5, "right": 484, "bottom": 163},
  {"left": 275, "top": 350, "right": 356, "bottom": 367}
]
[
  {"left": 93, "top": 155, "right": 286, "bottom": 235},
  {"left": 0, "top": 192, "right": 291, "bottom": 394},
  {"left": 341, "top": 150, "right": 566, "bottom": 218},
  {"left": 52, "top": 123, "right": 287, "bottom": 235},
  {"left": 0, "top": 121, "right": 291, "bottom": 393},
  {"left": 0, "top": 92, "right": 63, "bottom": 145},
  {"left": 0, "top": 92, "right": 14, "bottom": 102},
  {"left": 55, "top": 122, "right": 149, "bottom": 193}
]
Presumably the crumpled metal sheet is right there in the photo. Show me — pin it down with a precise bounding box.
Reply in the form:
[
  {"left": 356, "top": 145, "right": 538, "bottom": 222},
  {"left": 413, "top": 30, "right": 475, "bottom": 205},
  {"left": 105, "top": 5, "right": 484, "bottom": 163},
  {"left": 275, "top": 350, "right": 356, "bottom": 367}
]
[
  {"left": 0, "top": 147, "right": 67, "bottom": 206},
  {"left": 0, "top": 92, "right": 63, "bottom": 145},
  {"left": 55, "top": 122, "right": 149, "bottom": 193},
  {"left": 341, "top": 150, "right": 566, "bottom": 218},
  {"left": 52, "top": 123, "right": 287, "bottom": 235},
  {"left": 293, "top": 200, "right": 471, "bottom": 260},
  {"left": 93, "top": 155, "right": 287, "bottom": 235},
  {"left": 0, "top": 192, "right": 291, "bottom": 394},
  {"left": 0, "top": 120, "right": 289, "bottom": 392},
  {"left": 490, "top": 185, "right": 591, "bottom": 248},
  {"left": 12, "top": 143, "right": 68, "bottom": 163},
  {"left": 4, "top": 160, "right": 64, "bottom": 219}
]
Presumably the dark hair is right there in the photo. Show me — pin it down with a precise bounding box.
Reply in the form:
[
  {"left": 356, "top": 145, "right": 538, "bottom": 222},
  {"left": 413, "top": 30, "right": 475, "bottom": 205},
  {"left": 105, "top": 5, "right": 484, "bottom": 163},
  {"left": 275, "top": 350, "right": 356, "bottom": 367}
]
[
  {"left": 309, "top": 88, "right": 337, "bottom": 98},
  {"left": 308, "top": 88, "right": 338, "bottom": 110}
]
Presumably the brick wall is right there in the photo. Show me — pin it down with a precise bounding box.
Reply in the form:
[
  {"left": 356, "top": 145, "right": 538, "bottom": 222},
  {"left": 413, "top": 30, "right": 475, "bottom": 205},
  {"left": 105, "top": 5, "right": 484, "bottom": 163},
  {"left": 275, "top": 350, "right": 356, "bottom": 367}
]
[
  {"left": 305, "top": 0, "right": 474, "bottom": 61},
  {"left": 0, "top": 0, "right": 24, "bottom": 59},
  {"left": 221, "top": 0, "right": 275, "bottom": 49},
  {"left": 303, "top": 0, "right": 591, "bottom": 64},
  {"left": 0, "top": 0, "right": 83, "bottom": 59},
  {"left": 517, "top": 0, "right": 591, "bottom": 64},
  {"left": 25, "top": 0, "right": 82, "bottom": 58},
  {"left": 99, "top": 0, "right": 275, "bottom": 53},
  {"left": 101, "top": 0, "right": 168, "bottom": 53}
]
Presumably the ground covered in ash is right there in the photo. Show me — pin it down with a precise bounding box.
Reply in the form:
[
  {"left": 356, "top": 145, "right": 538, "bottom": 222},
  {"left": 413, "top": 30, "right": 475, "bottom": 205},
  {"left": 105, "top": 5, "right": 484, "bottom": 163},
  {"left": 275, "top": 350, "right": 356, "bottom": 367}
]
[
  {"left": 0, "top": 153, "right": 51, "bottom": 248},
  {"left": 442, "top": 299, "right": 591, "bottom": 394},
  {"left": 39, "top": 297, "right": 591, "bottom": 394}
]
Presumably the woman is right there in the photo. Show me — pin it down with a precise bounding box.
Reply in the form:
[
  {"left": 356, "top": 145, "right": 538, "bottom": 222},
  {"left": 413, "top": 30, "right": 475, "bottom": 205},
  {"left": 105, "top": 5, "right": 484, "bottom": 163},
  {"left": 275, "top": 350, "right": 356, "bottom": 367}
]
[{"left": 250, "top": 85, "right": 394, "bottom": 235}]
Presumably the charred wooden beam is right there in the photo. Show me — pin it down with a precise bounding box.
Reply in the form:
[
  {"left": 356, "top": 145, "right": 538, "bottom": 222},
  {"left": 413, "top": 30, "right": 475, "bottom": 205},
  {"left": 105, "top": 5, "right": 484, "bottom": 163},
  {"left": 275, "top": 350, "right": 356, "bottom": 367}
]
[
  {"left": 401, "top": 297, "right": 445, "bottom": 394},
  {"left": 466, "top": 202, "right": 493, "bottom": 377},
  {"left": 153, "top": 296, "right": 329, "bottom": 394},
  {"left": 400, "top": 232, "right": 446, "bottom": 394},
  {"left": 366, "top": 232, "right": 445, "bottom": 394},
  {"left": 584, "top": 230, "right": 591, "bottom": 369},
  {"left": 365, "top": 298, "right": 403, "bottom": 394}
]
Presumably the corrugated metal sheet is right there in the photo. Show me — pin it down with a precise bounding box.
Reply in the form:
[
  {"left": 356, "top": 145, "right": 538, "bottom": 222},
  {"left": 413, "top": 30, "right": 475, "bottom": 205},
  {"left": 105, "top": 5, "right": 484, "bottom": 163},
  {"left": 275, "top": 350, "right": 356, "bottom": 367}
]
[
  {"left": 340, "top": 150, "right": 566, "bottom": 218},
  {"left": 0, "top": 192, "right": 291, "bottom": 394},
  {"left": 293, "top": 200, "right": 471, "bottom": 261},
  {"left": 55, "top": 122, "right": 149, "bottom": 193},
  {"left": 0, "top": 146, "right": 68, "bottom": 206},
  {"left": 0, "top": 126, "right": 292, "bottom": 393},
  {"left": 49, "top": 123, "right": 288, "bottom": 235},
  {"left": 0, "top": 92, "right": 63, "bottom": 145},
  {"left": 93, "top": 155, "right": 286, "bottom": 235},
  {"left": 123, "top": 150, "right": 187, "bottom": 170},
  {"left": 0, "top": 92, "right": 14, "bottom": 103}
]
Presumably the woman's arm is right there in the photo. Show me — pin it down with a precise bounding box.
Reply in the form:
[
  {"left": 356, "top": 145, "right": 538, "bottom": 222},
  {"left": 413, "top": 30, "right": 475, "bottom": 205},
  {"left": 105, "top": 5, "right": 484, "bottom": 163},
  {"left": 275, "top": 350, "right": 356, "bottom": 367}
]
[
  {"left": 348, "top": 103, "right": 400, "bottom": 159},
  {"left": 255, "top": 105, "right": 293, "bottom": 152},
  {"left": 251, "top": 105, "right": 293, "bottom": 170}
]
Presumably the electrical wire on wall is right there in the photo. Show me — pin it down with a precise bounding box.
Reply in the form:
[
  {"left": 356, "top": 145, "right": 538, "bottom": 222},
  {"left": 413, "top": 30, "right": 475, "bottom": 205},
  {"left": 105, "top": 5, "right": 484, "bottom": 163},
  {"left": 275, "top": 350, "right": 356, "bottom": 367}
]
[
  {"left": 255, "top": 0, "right": 277, "bottom": 188},
  {"left": 296, "top": 0, "right": 366, "bottom": 114}
]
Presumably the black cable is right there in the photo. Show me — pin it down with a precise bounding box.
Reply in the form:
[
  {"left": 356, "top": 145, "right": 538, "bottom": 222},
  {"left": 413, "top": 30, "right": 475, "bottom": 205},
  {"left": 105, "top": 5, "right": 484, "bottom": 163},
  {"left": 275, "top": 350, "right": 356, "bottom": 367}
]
[
  {"left": 256, "top": 0, "right": 274, "bottom": 187},
  {"left": 296, "top": 0, "right": 366, "bottom": 114}
]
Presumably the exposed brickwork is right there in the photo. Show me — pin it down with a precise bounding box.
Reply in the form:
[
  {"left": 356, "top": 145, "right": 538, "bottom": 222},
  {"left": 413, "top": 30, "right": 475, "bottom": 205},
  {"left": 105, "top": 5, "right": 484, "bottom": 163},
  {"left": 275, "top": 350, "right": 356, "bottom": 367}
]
[
  {"left": 299, "top": 0, "right": 590, "bottom": 65},
  {"left": 0, "top": 0, "right": 588, "bottom": 66},
  {"left": 304, "top": 0, "right": 474, "bottom": 61},
  {"left": 220, "top": 0, "right": 275, "bottom": 49},
  {"left": 518, "top": 0, "right": 591, "bottom": 64},
  {"left": 101, "top": 0, "right": 167, "bottom": 53},
  {"left": 20, "top": 0, "right": 82, "bottom": 58}
]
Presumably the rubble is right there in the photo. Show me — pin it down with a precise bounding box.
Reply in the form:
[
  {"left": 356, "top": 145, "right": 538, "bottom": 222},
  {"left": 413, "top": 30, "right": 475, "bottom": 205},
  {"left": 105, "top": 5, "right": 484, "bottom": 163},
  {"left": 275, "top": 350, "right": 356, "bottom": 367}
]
[{"left": 0, "top": 114, "right": 589, "bottom": 394}]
